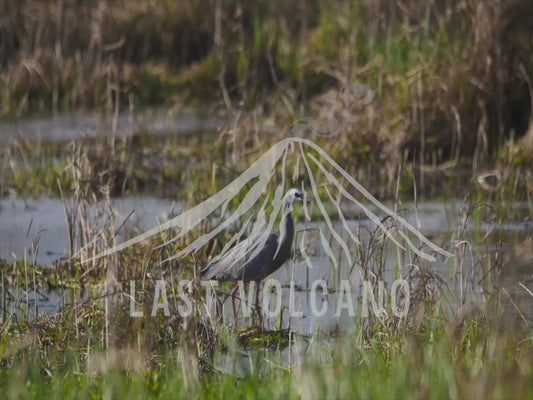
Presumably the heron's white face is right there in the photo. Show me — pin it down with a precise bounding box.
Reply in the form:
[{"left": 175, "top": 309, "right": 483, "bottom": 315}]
[
  {"left": 283, "top": 188, "right": 312, "bottom": 210},
  {"left": 285, "top": 188, "right": 303, "bottom": 202}
]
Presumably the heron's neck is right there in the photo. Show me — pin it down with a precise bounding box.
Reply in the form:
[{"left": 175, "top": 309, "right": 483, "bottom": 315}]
[{"left": 279, "top": 206, "right": 294, "bottom": 249}]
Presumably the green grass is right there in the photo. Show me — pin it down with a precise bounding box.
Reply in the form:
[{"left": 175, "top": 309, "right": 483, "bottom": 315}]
[{"left": 0, "top": 314, "right": 531, "bottom": 399}]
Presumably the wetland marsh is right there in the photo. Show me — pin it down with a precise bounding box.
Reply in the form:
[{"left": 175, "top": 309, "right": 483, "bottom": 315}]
[{"left": 1, "top": 0, "right": 533, "bottom": 398}]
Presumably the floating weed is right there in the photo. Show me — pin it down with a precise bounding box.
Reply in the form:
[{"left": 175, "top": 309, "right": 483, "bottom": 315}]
[{"left": 238, "top": 328, "right": 292, "bottom": 350}]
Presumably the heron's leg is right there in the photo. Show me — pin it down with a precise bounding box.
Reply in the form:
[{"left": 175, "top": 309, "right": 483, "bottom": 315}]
[
  {"left": 231, "top": 283, "right": 239, "bottom": 322},
  {"left": 254, "top": 281, "right": 263, "bottom": 328}
]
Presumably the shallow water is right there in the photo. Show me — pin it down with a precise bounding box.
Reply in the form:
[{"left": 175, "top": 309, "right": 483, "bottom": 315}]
[
  {"left": 0, "top": 108, "right": 218, "bottom": 142},
  {"left": 0, "top": 107, "right": 531, "bottom": 337},
  {"left": 1, "top": 286, "right": 70, "bottom": 321},
  {"left": 228, "top": 205, "right": 533, "bottom": 334},
  {"left": 3, "top": 195, "right": 530, "bottom": 333},
  {"left": 0, "top": 196, "right": 181, "bottom": 265}
]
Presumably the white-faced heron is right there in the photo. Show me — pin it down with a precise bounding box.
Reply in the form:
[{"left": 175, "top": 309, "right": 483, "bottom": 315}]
[{"left": 201, "top": 188, "right": 311, "bottom": 325}]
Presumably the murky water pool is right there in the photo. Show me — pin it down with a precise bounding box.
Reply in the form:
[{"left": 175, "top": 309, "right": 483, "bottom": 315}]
[
  {"left": 2, "top": 196, "right": 530, "bottom": 330},
  {"left": 0, "top": 109, "right": 218, "bottom": 142},
  {"left": 0, "top": 111, "right": 531, "bottom": 350},
  {"left": 0, "top": 196, "right": 181, "bottom": 265}
]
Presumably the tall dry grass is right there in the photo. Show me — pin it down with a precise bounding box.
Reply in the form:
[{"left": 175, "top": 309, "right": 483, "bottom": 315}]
[{"left": 1, "top": 0, "right": 532, "bottom": 164}]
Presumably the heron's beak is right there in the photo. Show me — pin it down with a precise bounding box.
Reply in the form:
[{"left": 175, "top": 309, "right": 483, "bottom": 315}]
[{"left": 305, "top": 195, "right": 315, "bottom": 203}]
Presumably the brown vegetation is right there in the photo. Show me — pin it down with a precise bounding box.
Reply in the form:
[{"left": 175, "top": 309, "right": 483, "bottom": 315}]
[{"left": 1, "top": 0, "right": 532, "bottom": 173}]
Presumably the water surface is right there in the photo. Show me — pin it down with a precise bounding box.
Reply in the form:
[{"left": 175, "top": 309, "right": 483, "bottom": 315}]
[
  {"left": 0, "top": 196, "right": 180, "bottom": 265},
  {"left": 0, "top": 108, "right": 218, "bottom": 142}
]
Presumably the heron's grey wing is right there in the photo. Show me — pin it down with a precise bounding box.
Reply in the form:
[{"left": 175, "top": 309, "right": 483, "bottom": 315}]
[
  {"left": 201, "top": 238, "right": 253, "bottom": 280},
  {"left": 201, "top": 233, "right": 279, "bottom": 282}
]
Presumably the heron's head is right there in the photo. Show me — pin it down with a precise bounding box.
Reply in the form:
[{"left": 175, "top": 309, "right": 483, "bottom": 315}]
[{"left": 283, "top": 188, "right": 313, "bottom": 210}]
